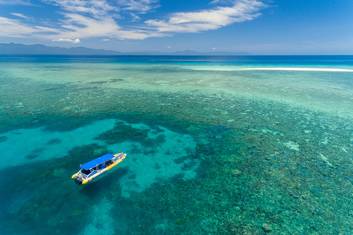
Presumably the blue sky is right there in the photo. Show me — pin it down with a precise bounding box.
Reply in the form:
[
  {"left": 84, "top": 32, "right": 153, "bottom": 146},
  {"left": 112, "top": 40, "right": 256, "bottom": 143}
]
[{"left": 0, "top": 0, "right": 352, "bottom": 54}]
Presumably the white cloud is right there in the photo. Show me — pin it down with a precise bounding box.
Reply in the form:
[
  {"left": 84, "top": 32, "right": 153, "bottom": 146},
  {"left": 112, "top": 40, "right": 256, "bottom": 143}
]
[
  {"left": 46, "top": 0, "right": 155, "bottom": 40},
  {"left": 45, "top": 0, "right": 115, "bottom": 16},
  {"left": 53, "top": 38, "right": 80, "bottom": 43},
  {"left": 0, "top": 16, "right": 58, "bottom": 37},
  {"left": 145, "top": 0, "right": 264, "bottom": 33},
  {"left": 11, "top": 12, "right": 30, "bottom": 19},
  {"left": 0, "top": 0, "right": 265, "bottom": 42},
  {"left": 56, "top": 12, "right": 153, "bottom": 40},
  {"left": 117, "top": 0, "right": 159, "bottom": 13}
]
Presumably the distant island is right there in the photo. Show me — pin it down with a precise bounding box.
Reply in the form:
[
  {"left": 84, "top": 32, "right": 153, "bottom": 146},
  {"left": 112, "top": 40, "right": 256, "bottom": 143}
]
[
  {"left": 0, "top": 43, "right": 120, "bottom": 55},
  {"left": 0, "top": 43, "right": 250, "bottom": 56}
]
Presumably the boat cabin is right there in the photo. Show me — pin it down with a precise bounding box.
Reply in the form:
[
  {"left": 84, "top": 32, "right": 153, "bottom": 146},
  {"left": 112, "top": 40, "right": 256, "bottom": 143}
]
[{"left": 80, "top": 153, "right": 115, "bottom": 176}]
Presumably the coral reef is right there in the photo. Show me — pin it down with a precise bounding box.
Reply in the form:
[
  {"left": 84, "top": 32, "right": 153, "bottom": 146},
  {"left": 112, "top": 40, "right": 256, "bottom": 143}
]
[{"left": 0, "top": 58, "right": 353, "bottom": 234}]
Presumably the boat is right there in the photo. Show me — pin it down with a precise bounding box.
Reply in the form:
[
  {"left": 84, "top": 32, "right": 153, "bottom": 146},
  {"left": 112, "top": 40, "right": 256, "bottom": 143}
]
[{"left": 71, "top": 152, "right": 126, "bottom": 185}]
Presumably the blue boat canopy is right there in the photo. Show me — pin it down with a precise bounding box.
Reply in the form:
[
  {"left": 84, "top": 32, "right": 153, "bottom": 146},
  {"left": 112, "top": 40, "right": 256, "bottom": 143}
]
[{"left": 80, "top": 153, "right": 114, "bottom": 170}]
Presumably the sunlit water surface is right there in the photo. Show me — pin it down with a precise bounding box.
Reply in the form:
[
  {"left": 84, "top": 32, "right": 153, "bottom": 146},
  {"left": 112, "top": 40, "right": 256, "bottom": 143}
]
[{"left": 0, "top": 56, "right": 352, "bottom": 234}]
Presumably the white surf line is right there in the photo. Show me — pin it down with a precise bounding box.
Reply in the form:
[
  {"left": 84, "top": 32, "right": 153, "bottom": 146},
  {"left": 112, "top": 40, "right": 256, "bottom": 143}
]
[
  {"left": 187, "top": 66, "right": 353, "bottom": 73},
  {"left": 239, "top": 67, "right": 353, "bottom": 72}
]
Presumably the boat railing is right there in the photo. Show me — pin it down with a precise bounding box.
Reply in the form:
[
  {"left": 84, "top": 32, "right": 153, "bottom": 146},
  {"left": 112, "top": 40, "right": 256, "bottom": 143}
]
[
  {"left": 79, "top": 172, "right": 88, "bottom": 179},
  {"left": 79, "top": 170, "right": 95, "bottom": 178},
  {"left": 87, "top": 170, "right": 98, "bottom": 177}
]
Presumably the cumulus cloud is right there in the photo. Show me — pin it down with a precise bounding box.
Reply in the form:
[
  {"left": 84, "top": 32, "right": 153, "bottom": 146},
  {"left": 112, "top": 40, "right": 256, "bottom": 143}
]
[
  {"left": 56, "top": 12, "right": 155, "bottom": 40},
  {"left": 145, "top": 0, "right": 264, "bottom": 33},
  {"left": 48, "top": 0, "right": 156, "bottom": 40},
  {"left": 0, "top": 0, "right": 265, "bottom": 42}
]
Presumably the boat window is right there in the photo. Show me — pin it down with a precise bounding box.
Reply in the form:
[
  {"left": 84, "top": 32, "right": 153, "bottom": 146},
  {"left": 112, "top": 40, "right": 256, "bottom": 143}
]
[
  {"left": 81, "top": 169, "right": 91, "bottom": 175},
  {"left": 98, "top": 164, "right": 104, "bottom": 169}
]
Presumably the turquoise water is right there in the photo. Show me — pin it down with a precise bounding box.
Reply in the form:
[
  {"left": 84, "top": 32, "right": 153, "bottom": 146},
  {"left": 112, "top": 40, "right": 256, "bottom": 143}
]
[{"left": 0, "top": 56, "right": 352, "bottom": 234}]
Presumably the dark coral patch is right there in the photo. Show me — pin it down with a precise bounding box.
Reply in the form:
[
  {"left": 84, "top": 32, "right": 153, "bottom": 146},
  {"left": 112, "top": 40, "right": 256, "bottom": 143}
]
[
  {"left": 96, "top": 121, "right": 166, "bottom": 149},
  {"left": 0, "top": 136, "right": 7, "bottom": 143},
  {"left": 96, "top": 121, "right": 149, "bottom": 145},
  {"left": 25, "top": 148, "right": 44, "bottom": 160},
  {"left": 109, "top": 78, "right": 125, "bottom": 82},
  {"left": 47, "top": 138, "right": 61, "bottom": 145}
]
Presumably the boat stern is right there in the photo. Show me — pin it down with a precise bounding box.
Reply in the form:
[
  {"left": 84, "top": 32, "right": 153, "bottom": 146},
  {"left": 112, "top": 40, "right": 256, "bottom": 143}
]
[{"left": 72, "top": 171, "right": 89, "bottom": 185}]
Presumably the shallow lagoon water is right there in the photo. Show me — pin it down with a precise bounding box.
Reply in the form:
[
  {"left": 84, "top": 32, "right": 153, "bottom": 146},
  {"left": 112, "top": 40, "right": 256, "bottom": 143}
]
[{"left": 0, "top": 56, "right": 353, "bottom": 234}]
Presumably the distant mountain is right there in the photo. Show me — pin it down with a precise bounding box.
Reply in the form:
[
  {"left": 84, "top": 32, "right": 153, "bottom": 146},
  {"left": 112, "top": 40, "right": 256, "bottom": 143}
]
[
  {"left": 0, "top": 43, "right": 120, "bottom": 55},
  {"left": 0, "top": 43, "right": 250, "bottom": 56},
  {"left": 121, "top": 49, "right": 251, "bottom": 55}
]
